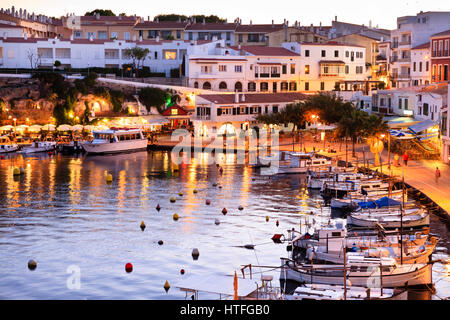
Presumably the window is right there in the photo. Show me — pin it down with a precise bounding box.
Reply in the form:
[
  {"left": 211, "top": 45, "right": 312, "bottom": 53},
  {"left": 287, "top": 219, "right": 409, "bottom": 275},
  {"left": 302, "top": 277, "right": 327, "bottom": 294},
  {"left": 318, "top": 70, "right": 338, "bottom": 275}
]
[
  {"left": 321, "top": 50, "right": 326, "bottom": 57},
  {"left": 203, "top": 82, "right": 211, "bottom": 90},
  {"left": 201, "top": 65, "right": 212, "bottom": 74},
  {"left": 235, "top": 65, "right": 242, "bottom": 73},
  {"left": 419, "top": 62, "right": 422, "bottom": 72},
  {"left": 124, "top": 32, "right": 130, "bottom": 40},
  {"left": 345, "top": 51, "right": 349, "bottom": 58},
  {"left": 320, "top": 82, "right": 325, "bottom": 90},
  {"left": 398, "top": 98, "right": 402, "bottom": 109},
  {"left": 219, "top": 65, "right": 227, "bottom": 72},
  {"left": 154, "top": 51, "right": 158, "bottom": 59},
  {"left": 74, "top": 31, "right": 82, "bottom": 38},
  {"left": 234, "top": 82, "right": 243, "bottom": 92},
  {"left": 280, "top": 82, "right": 289, "bottom": 91},
  {"left": 282, "top": 64, "right": 287, "bottom": 74},
  {"left": 226, "top": 32, "right": 231, "bottom": 41},
  {"left": 413, "top": 62, "right": 416, "bottom": 72},
  {"left": 238, "top": 34, "right": 243, "bottom": 42},
  {"left": 305, "top": 50, "right": 310, "bottom": 57},
  {"left": 360, "top": 52, "right": 363, "bottom": 59},
  {"left": 110, "top": 31, "right": 118, "bottom": 39},
  {"left": 163, "top": 50, "right": 177, "bottom": 60},
  {"left": 304, "top": 65, "right": 310, "bottom": 74},
  {"left": 248, "top": 82, "right": 256, "bottom": 92},
  {"left": 176, "top": 30, "right": 181, "bottom": 39},
  {"left": 423, "top": 103, "right": 429, "bottom": 116},
  {"left": 290, "top": 64, "right": 295, "bottom": 74},
  {"left": 305, "top": 82, "right": 309, "bottom": 91},
  {"left": 404, "top": 98, "right": 408, "bottom": 110},
  {"left": 260, "top": 82, "right": 268, "bottom": 92},
  {"left": 272, "top": 105, "right": 278, "bottom": 113},
  {"left": 426, "top": 61, "right": 429, "bottom": 72},
  {"left": 188, "top": 32, "right": 193, "bottom": 41},
  {"left": 86, "top": 32, "right": 96, "bottom": 39},
  {"left": 289, "top": 82, "right": 297, "bottom": 91},
  {"left": 345, "top": 65, "right": 349, "bottom": 74},
  {"left": 334, "top": 50, "right": 339, "bottom": 57},
  {"left": 219, "top": 82, "right": 227, "bottom": 90}
]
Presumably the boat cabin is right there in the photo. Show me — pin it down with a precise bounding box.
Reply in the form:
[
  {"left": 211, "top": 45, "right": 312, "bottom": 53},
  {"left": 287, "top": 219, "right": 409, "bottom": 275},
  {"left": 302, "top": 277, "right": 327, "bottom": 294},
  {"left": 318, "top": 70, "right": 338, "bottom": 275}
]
[{"left": 92, "top": 130, "right": 144, "bottom": 143}]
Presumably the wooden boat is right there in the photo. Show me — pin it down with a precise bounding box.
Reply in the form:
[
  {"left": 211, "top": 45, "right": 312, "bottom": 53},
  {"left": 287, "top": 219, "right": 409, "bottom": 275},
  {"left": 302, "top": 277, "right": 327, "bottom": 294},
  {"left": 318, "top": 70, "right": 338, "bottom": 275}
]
[
  {"left": 347, "top": 211, "right": 430, "bottom": 229},
  {"left": 286, "top": 284, "right": 408, "bottom": 300},
  {"left": 0, "top": 136, "right": 19, "bottom": 153},
  {"left": 81, "top": 129, "right": 148, "bottom": 155},
  {"left": 18, "top": 141, "right": 56, "bottom": 153},
  {"left": 280, "top": 257, "right": 433, "bottom": 287}
]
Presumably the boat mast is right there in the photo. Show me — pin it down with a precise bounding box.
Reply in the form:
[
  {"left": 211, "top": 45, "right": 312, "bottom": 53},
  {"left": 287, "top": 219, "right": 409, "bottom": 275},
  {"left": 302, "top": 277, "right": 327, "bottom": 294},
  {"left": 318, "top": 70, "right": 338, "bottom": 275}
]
[
  {"left": 400, "top": 172, "right": 404, "bottom": 265},
  {"left": 343, "top": 246, "right": 347, "bottom": 300}
]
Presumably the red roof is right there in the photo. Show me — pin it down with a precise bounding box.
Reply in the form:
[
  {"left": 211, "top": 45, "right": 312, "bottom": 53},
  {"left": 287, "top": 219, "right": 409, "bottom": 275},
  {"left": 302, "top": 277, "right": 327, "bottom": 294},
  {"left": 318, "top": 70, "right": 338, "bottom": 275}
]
[
  {"left": 229, "top": 46, "right": 300, "bottom": 56},
  {"left": 185, "top": 23, "right": 237, "bottom": 31},
  {"left": 197, "top": 92, "right": 309, "bottom": 105},
  {"left": 134, "top": 21, "right": 188, "bottom": 29},
  {"left": 301, "top": 41, "right": 365, "bottom": 48},
  {"left": 161, "top": 105, "right": 189, "bottom": 116},
  {"left": 411, "top": 42, "right": 430, "bottom": 50},
  {"left": 235, "top": 24, "right": 284, "bottom": 33},
  {"left": 430, "top": 30, "right": 450, "bottom": 38}
]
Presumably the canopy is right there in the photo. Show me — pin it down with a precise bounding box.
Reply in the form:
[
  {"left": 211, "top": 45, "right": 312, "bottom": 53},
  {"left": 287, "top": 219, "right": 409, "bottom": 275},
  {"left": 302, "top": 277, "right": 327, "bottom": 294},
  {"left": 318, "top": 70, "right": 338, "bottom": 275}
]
[
  {"left": 42, "top": 124, "right": 56, "bottom": 131},
  {"left": 0, "top": 125, "right": 14, "bottom": 131},
  {"left": 72, "top": 125, "right": 84, "bottom": 131},
  {"left": 173, "top": 274, "right": 258, "bottom": 298},
  {"left": 57, "top": 124, "right": 73, "bottom": 131},
  {"left": 82, "top": 125, "right": 95, "bottom": 131},
  {"left": 408, "top": 119, "right": 438, "bottom": 134},
  {"left": 386, "top": 116, "right": 420, "bottom": 129},
  {"left": 28, "top": 124, "right": 42, "bottom": 132},
  {"left": 357, "top": 197, "right": 401, "bottom": 209}
]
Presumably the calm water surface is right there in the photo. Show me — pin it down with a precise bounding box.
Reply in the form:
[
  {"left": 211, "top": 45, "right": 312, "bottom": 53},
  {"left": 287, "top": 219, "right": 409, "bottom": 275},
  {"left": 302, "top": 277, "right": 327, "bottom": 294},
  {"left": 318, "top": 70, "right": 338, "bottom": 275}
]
[{"left": 0, "top": 151, "right": 448, "bottom": 300}]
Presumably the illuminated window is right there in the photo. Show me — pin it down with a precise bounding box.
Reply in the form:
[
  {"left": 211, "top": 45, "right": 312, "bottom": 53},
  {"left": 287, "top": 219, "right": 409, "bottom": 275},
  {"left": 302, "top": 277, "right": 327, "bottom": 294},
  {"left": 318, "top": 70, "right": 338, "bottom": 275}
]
[
  {"left": 171, "top": 108, "right": 178, "bottom": 115},
  {"left": 164, "top": 50, "right": 177, "bottom": 60}
]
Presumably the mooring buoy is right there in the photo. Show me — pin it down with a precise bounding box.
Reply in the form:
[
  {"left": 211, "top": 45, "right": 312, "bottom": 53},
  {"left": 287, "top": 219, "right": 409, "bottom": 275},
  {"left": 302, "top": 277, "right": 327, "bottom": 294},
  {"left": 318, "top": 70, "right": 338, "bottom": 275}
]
[
  {"left": 125, "top": 262, "right": 133, "bottom": 273},
  {"left": 192, "top": 248, "right": 200, "bottom": 260},
  {"left": 28, "top": 259, "right": 37, "bottom": 271}
]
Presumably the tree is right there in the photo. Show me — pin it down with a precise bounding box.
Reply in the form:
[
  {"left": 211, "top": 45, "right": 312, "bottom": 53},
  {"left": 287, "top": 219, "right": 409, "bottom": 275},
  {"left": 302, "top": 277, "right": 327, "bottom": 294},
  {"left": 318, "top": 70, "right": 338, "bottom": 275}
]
[
  {"left": 154, "top": 14, "right": 188, "bottom": 22},
  {"left": 122, "top": 47, "right": 150, "bottom": 77},
  {"left": 303, "top": 94, "right": 353, "bottom": 124},
  {"left": 82, "top": 101, "right": 90, "bottom": 124},
  {"left": 138, "top": 87, "right": 170, "bottom": 113},
  {"left": 27, "top": 49, "right": 41, "bottom": 69},
  {"left": 85, "top": 9, "right": 116, "bottom": 16},
  {"left": 110, "top": 90, "right": 125, "bottom": 113},
  {"left": 335, "top": 109, "right": 370, "bottom": 157}
]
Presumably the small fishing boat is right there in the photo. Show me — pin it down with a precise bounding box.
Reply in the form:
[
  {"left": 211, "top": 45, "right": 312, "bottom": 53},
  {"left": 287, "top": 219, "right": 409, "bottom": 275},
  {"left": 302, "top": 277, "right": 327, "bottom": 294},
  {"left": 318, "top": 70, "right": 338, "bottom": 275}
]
[
  {"left": 280, "top": 257, "right": 433, "bottom": 287},
  {"left": 264, "top": 152, "right": 332, "bottom": 175},
  {"left": 286, "top": 283, "right": 408, "bottom": 300},
  {"left": 347, "top": 211, "right": 430, "bottom": 229},
  {"left": 0, "top": 136, "right": 19, "bottom": 153},
  {"left": 18, "top": 141, "right": 56, "bottom": 153},
  {"left": 81, "top": 128, "right": 148, "bottom": 155}
]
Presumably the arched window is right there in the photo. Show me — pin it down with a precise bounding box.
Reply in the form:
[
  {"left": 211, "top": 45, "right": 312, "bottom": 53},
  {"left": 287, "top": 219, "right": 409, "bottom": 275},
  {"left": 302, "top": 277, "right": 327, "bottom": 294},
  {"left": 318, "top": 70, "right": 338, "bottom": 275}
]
[
  {"left": 248, "top": 82, "right": 256, "bottom": 92},
  {"left": 219, "top": 81, "right": 227, "bottom": 90},
  {"left": 280, "top": 82, "right": 289, "bottom": 91},
  {"left": 234, "top": 81, "right": 243, "bottom": 92},
  {"left": 260, "top": 82, "right": 268, "bottom": 92},
  {"left": 203, "top": 82, "right": 211, "bottom": 90},
  {"left": 194, "top": 81, "right": 198, "bottom": 88},
  {"left": 289, "top": 82, "right": 297, "bottom": 91}
]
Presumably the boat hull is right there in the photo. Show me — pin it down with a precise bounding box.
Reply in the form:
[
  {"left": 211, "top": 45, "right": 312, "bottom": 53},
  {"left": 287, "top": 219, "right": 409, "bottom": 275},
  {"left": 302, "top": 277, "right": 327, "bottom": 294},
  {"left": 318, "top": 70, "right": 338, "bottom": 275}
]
[
  {"left": 82, "top": 139, "right": 148, "bottom": 155},
  {"left": 347, "top": 213, "right": 430, "bottom": 229}
]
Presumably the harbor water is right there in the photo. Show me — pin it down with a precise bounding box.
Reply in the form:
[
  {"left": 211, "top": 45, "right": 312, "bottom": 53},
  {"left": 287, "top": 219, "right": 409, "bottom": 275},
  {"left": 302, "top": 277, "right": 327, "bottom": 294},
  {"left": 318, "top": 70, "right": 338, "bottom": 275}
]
[{"left": 0, "top": 151, "right": 448, "bottom": 299}]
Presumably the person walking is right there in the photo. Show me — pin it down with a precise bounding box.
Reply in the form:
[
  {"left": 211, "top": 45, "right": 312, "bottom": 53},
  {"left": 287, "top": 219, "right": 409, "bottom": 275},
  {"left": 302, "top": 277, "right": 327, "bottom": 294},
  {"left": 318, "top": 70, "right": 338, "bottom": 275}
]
[
  {"left": 402, "top": 151, "right": 409, "bottom": 166},
  {"left": 435, "top": 167, "right": 441, "bottom": 184}
]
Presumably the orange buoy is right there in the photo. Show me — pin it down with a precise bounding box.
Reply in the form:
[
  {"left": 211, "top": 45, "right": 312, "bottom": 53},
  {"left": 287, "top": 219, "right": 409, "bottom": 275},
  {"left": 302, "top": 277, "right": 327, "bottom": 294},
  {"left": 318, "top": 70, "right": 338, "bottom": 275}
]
[
  {"left": 164, "top": 280, "right": 170, "bottom": 292},
  {"left": 222, "top": 208, "right": 227, "bottom": 215},
  {"left": 170, "top": 197, "right": 176, "bottom": 203},
  {"left": 140, "top": 221, "right": 146, "bottom": 231},
  {"left": 238, "top": 205, "right": 244, "bottom": 211},
  {"left": 266, "top": 216, "right": 269, "bottom": 222},
  {"left": 193, "top": 189, "right": 198, "bottom": 194},
  {"left": 125, "top": 262, "right": 133, "bottom": 273},
  {"left": 205, "top": 199, "right": 211, "bottom": 205},
  {"left": 156, "top": 204, "right": 161, "bottom": 211},
  {"left": 180, "top": 269, "right": 185, "bottom": 275},
  {"left": 192, "top": 248, "right": 200, "bottom": 260},
  {"left": 179, "top": 192, "right": 184, "bottom": 196},
  {"left": 173, "top": 213, "right": 179, "bottom": 221}
]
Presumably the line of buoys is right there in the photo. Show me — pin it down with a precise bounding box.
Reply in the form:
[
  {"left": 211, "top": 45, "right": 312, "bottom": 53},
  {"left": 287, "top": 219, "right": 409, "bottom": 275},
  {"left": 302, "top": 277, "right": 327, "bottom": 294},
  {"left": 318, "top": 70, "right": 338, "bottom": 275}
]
[
  {"left": 215, "top": 218, "right": 220, "bottom": 225},
  {"left": 125, "top": 262, "right": 133, "bottom": 273},
  {"left": 222, "top": 208, "right": 227, "bottom": 215},
  {"left": 28, "top": 259, "right": 37, "bottom": 271},
  {"left": 173, "top": 213, "right": 179, "bottom": 221},
  {"left": 156, "top": 204, "right": 161, "bottom": 211},
  {"left": 106, "top": 173, "right": 113, "bottom": 183},
  {"left": 205, "top": 199, "right": 211, "bottom": 205},
  {"left": 192, "top": 248, "right": 200, "bottom": 260},
  {"left": 170, "top": 197, "right": 176, "bottom": 203},
  {"left": 140, "top": 221, "right": 146, "bottom": 231},
  {"left": 164, "top": 280, "right": 170, "bottom": 292},
  {"left": 158, "top": 240, "right": 164, "bottom": 245},
  {"left": 238, "top": 205, "right": 244, "bottom": 211}
]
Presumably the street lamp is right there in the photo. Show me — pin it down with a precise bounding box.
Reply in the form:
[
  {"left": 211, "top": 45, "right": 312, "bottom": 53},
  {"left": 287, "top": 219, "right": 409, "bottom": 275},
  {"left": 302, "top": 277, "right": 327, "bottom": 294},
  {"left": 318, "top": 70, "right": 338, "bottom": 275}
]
[{"left": 13, "top": 117, "right": 17, "bottom": 138}]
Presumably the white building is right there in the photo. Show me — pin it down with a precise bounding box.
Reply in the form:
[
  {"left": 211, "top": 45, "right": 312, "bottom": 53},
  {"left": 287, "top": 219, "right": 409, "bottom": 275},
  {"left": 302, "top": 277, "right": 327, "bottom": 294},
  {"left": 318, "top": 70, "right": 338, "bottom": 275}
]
[
  {"left": 193, "top": 92, "right": 309, "bottom": 137},
  {"left": 390, "top": 11, "right": 450, "bottom": 88},
  {"left": 0, "top": 36, "right": 221, "bottom": 76},
  {"left": 410, "top": 42, "right": 431, "bottom": 86},
  {"left": 441, "top": 84, "right": 450, "bottom": 164}
]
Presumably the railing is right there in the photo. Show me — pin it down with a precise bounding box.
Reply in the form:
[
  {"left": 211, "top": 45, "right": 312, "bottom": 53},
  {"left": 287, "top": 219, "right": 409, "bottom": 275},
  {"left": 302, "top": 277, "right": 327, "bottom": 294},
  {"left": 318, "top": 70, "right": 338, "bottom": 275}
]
[
  {"left": 193, "top": 115, "right": 211, "bottom": 120},
  {"left": 398, "top": 56, "right": 411, "bottom": 62},
  {"left": 392, "top": 42, "right": 399, "bottom": 48},
  {"left": 399, "top": 40, "right": 411, "bottom": 46},
  {"left": 392, "top": 73, "right": 410, "bottom": 79}
]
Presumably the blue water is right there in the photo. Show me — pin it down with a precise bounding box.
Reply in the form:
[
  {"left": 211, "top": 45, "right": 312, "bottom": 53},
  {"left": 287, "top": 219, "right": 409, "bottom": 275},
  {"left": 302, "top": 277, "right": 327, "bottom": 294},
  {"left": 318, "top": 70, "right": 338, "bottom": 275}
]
[{"left": 0, "top": 151, "right": 448, "bottom": 299}]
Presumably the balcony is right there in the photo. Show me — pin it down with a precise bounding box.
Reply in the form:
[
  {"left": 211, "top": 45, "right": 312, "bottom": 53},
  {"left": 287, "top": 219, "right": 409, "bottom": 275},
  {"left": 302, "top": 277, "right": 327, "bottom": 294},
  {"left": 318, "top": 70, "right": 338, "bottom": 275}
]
[
  {"left": 398, "top": 56, "right": 411, "bottom": 63},
  {"left": 193, "top": 115, "right": 211, "bottom": 120},
  {"left": 392, "top": 42, "right": 399, "bottom": 49},
  {"left": 399, "top": 40, "right": 411, "bottom": 46},
  {"left": 194, "top": 72, "right": 218, "bottom": 79},
  {"left": 319, "top": 73, "right": 343, "bottom": 78},
  {"left": 391, "top": 73, "right": 410, "bottom": 79}
]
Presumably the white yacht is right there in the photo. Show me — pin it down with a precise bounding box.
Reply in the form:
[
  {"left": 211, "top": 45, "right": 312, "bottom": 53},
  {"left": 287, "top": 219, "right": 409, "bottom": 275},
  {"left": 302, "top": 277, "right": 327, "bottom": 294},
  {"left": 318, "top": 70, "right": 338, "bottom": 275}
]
[
  {"left": 19, "top": 141, "right": 56, "bottom": 154},
  {"left": 81, "top": 129, "right": 148, "bottom": 155},
  {"left": 264, "top": 152, "right": 331, "bottom": 174},
  {"left": 0, "top": 136, "right": 19, "bottom": 153}
]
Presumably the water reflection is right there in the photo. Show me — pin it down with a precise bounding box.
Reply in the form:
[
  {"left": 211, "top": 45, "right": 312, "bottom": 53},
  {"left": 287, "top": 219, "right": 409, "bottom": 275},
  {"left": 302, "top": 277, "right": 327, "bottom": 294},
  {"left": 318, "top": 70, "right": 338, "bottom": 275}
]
[{"left": 0, "top": 151, "right": 448, "bottom": 299}]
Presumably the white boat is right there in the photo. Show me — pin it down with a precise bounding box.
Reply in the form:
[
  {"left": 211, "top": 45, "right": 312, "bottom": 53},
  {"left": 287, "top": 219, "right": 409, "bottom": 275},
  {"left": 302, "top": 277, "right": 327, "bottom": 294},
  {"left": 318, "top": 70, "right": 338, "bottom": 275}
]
[
  {"left": 265, "top": 152, "right": 332, "bottom": 175},
  {"left": 330, "top": 191, "right": 404, "bottom": 209},
  {"left": 286, "top": 284, "right": 408, "bottom": 300},
  {"left": 0, "top": 136, "right": 19, "bottom": 153},
  {"left": 347, "top": 211, "right": 430, "bottom": 229},
  {"left": 308, "top": 172, "right": 374, "bottom": 189},
  {"left": 280, "top": 257, "right": 433, "bottom": 287},
  {"left": 81, "top": 129, "right": 148, "bottom": 155},
  {"left": 322, "top": 180, "right": 390, "bottom": 199},
  {"left": 18, "top": 141, "right": 56, "bottom": 154}
]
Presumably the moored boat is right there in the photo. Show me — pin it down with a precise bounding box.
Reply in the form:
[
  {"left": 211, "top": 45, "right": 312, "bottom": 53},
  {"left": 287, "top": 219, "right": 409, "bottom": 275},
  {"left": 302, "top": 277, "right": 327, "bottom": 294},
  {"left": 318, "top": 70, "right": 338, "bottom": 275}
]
[{"left": 81, "top": 129, "right": 148, "bottom": 155}]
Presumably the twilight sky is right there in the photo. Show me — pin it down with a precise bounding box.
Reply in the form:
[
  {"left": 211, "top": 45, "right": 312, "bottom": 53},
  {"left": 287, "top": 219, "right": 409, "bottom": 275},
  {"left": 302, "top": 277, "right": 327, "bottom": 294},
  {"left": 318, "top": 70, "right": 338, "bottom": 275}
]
[{"left": 1, "top": 0, "right": 449, "bottom": 29}]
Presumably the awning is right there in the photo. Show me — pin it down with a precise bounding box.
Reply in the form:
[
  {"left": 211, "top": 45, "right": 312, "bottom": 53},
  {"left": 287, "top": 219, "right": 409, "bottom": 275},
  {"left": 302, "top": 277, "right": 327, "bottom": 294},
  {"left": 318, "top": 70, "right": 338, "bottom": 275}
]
[
  {"left": 385, "top": 116, "right": 421, "bottom": 129},
  {"left": 407, "top": 119, "right": 438, "bottom": 134},
  {"left": 319, "top": 60, "right": 346, "bottom": 65}
]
